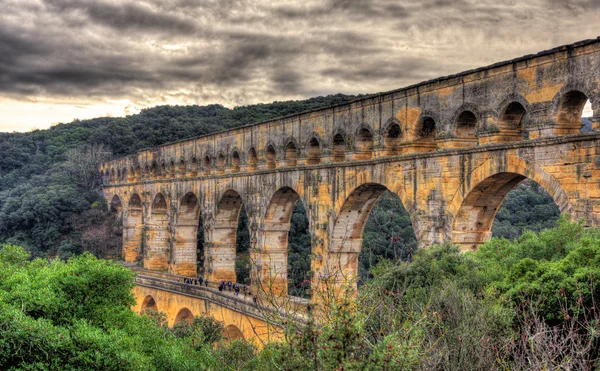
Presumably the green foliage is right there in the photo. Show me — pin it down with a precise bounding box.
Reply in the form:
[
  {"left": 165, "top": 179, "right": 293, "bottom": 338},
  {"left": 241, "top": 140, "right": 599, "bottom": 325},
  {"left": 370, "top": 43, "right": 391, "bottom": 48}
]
[
  {"left": 287, "top": 200, "right": 312, "bottom": 297},
  {"left": 171, "top": 314, "right": 224, "bottom": 347},
  {"left": 0, "top": 244, "right": 216, "bottom": 370}
]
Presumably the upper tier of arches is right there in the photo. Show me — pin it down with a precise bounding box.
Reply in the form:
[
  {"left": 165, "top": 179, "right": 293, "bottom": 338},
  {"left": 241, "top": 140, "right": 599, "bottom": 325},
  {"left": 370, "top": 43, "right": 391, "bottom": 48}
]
[{"left": 101, "top": 88, "right": 598, "bottom": 185}]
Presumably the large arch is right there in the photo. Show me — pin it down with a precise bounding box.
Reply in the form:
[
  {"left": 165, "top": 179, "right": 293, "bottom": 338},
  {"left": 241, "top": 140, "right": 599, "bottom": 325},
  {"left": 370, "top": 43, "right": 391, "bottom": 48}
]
[
  {"left": 327, "top": 183, "right": 417, "bottom": 293},
  {"left": 222, "top": 324, "right": 245, "bottom": 342},
  {"left": 145, "top": 193, "right": 170, "bottom": 271},
  {"left": 555, "top": 90, "right": 592, "bottom": 135},
  {"left": 449, "top": 156, "right": 571, "bottom": 251},
  {"left": 173, "top": 192, "right": 201, "bottom": 276},
  {"left": 123, "top": 194, "right": 143, "bottom": 262},
  {"left": 260, "top": 187, "right": 302, "bottom": 297},
  {"left": 141, "top": 295, "right": 158, "bottom": 312},
  {"left": 207, "top": 190, "right": 247, "bottom": 283}
]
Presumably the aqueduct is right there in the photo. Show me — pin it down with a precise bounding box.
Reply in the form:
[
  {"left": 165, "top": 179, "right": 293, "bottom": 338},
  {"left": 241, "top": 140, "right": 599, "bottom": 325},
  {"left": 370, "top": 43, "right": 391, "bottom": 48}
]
[{"left": 101, "top": 38, "right": 600, "bottom": 338}]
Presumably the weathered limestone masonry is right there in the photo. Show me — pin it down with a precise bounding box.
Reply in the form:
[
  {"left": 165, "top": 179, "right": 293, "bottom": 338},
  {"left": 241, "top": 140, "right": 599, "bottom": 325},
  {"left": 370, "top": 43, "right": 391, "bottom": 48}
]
[{"left": 102, "top": 38, "right": 600, "bottom": 300}]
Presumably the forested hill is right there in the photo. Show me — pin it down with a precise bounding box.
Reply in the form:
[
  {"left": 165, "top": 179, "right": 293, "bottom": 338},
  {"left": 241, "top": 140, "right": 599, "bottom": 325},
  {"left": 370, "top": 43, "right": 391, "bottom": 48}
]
[{"left": 0, "top": 94, "right": 358, "bottom": 257}]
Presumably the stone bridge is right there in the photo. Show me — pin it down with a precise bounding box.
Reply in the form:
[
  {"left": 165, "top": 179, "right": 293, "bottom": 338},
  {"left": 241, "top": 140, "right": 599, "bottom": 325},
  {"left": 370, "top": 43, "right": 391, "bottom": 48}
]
[{"left": 102, "top": 38, "right": 600, "bottom": 305}]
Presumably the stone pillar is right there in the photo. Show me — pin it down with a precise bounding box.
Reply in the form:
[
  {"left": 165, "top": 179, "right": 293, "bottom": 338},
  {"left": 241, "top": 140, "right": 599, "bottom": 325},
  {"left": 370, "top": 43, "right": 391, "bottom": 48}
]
[
  {"left": 145, "top": 208, "right": 170, "bottom": 271},
  {"left": 122, "top": 208, "right": 143, "bottom": 262},
  {"left": 206, "top": 224, "right": 237, "bottom": 283},
  {"left": 260, "top": 222, "right": 289, "bottom": 297},
  {"left": 172, "top": 220, "right": 198, "bottom": 276}
]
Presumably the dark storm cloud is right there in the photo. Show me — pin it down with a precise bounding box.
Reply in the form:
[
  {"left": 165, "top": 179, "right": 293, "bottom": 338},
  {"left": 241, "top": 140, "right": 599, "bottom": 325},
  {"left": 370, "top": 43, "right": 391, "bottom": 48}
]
[{"left": 0, "top": 0, "right": 598, "bottom": 111}]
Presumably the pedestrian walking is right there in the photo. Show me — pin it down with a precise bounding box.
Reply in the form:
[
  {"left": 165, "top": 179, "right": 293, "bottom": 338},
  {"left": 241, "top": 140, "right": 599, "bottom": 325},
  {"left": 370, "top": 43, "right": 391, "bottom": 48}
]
[{"left": 234, "top": 284, "right": 240, "bottom": 297}]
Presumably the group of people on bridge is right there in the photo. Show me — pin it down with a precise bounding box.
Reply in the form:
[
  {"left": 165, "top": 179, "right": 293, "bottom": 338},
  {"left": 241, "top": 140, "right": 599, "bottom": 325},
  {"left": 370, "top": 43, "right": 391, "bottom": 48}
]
[{"left": 218, "top": 280, "right": 249, "bottom": 298}]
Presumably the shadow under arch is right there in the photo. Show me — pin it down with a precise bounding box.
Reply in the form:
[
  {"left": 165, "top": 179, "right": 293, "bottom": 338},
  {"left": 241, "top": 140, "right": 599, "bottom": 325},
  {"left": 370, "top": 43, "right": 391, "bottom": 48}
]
[
  {"left": 141, "top": 295, "right": 158, "bottom": 312},
  {"left": 222, "top": 324, "right": 245, "bottom": 342},
  {"left": 327, "top": 183, "right": 417, "bottom": 293},
  {"left": 173, "top": 192, "right": 201, "bottom": 276},
  {"left": 208, "top": 189, "right": 249, "bottom": 284},
  {"left": 174, "top": 307, "right": 194, "bottom": 324},
  {"left": 449, "top": 156, "right": 571, "bottom": 251}
]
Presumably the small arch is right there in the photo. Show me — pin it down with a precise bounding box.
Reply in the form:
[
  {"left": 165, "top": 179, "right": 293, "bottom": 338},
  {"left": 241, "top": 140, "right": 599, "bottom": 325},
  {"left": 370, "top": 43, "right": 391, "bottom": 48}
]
[
  {"left": 455, "top": 111, "right": 478, "bottom": 138},
  {"left": 332, "top": 133, "right": 346, "bottom": 162},
  {"left": 160, "top": 162, "right": 167, "bottom": 178},
  {"left": 151, "top": 193, "right": 168, "bottom": 213},
  {"left": 231, "top": 151, "right": 240, "bottom": 173},
  {"left": 417, "top": 117, "right": 437, "bottom": 141},
  {"left": 168, "top": 161, "right": 175, "bottom": 178},
  {"left": 498, "top": 101, "right": 527, "bottom": 138},
  {"left": 383, "top": 121, "right": 402, "bottom": 156},
  {"left": 134, "top": 166, "right": 141, "bottom": 181},
  {"left": 355, "top": 127, "right": 373, "bottom": 160},
  {"left": 144, "top": 164, "right": 150, "bottom": 179},
  {"left": 141, "top": 295, "right": 158, "bottom": 311},
  {"left": 285, "top": 141, "right": 297, "bottom": 167},
  {"left": 248, "top": 148, "right": 258, "bottom": 171},
  {"left": 306, "top": 137, "right": 321, "bottom": 165},
  {"left": 150, "top": 163, "right": 158, "bottom": 178},
  {"left": 203, "top": 155, "right": 212, "bottom": 175},
  {"left": 556, "top": 90, "right": 591, "bottom": 134},
  {"left": 127, "top": 167, "right": 135, "bottom": 182},
  {"left": 177, "top": 159, "right": 186, "bottom": 177},
  {"left": 265, "top": 144, "right": 277, "bottom": 170},
  {"left": 188, "top": 157, "right": 198, "bottom": 177},
  {"left": 110, "top": 194, "right": 122, "bottom": 215},
  {"left": 174, "top": 308, "right": 194, "bottom": 324},
  {"left": 222, "top": 324, "right": 245, "bottom": 342},
  {"left": 110, "top": 168, "right": 116, "bottom": 183},
  {"left": 217, "top": 153, "right": 226, "bottom": 174}
]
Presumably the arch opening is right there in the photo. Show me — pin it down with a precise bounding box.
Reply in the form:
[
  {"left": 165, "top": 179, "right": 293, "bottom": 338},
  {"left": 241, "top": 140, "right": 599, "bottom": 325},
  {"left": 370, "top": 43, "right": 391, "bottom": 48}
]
[
  {"left": 127, "top": 167, "right": 134, "bottom": 182},
  {"left": 265, "top": 145, "right": 276, "bottom": 170},
  {"left": 355, "top": 128, "right": 373, "bottom": 160},
  {"left": 496, "top": 102, "right": 526, "bottom": 142},
  {"left": 452, "top": 173, "right": 561, "bottom": 251},
  {"left": 177, "top": 160, "right": 185, "bottom": 177},
  {"left": 217, "top": 153, "right": 226, "bottom": 174},
  {"left": 203, "top": 156, "right": 212, "bottom": 176},
  {"left": 332, "top": 133, "right": 346, "bottom": 162},
  {"left": 330, "top": 184, "right": 417, "bottom": 291},
  {"left": 384, "top": 123, "right": 402, "bottom": 156},
  {"left": 287, "top": 200, "right": 312, "bottom": 298},
  {"left": 222, "top": 324, "right": 245, "bottom": 342},
  {"left": 134, "top": 166, "right": 141, "bottom": 181},
  {"left": 208, "top": 190, "right": 249, "bottom": 285},
  {"left": 150, "top": 163, "right": 157, "bottom": 178},
  {"left": 188, "top": 158, "right": 198, "bottom": 177},
  {"left": 456, "top": 111, "right": 477, "bottom": 138},
  {"left": 123, "top": 194, "right": 143, "bottom": 263},
  {"left": 231, "top": 151, "right": 240, "bottom": 173},
  {"left": 174, "top": 308, "right": 194, "bottom": 324},
  {"left": 557, "top": 91, "right": 592, "bottom": 134},
  {"left": 169, "top": 161, "right": 175, "bottom": 178},
  {"left": 417, "top": 117, "right": 436, "bottom": 141},
  {"left": 306, "top": 137, "right": 321, "bottom": 165},
  {"left": 174, "top": 192, "right": 202, "bottom": 276},
  {"left": 141, "top": 295, "right": 158, "bottom": 312},
  {"left": 248, "top": 148, "right": 258, "bottom": 171},
  {"left": 285, "top": 142, "right": 297, "bottom": 167},
  {"left": 261, "top": 187, "right": 308, "bottom": 298},
  {"left": 145, "top": 193, "right": 169, "bottom": 271},
  {"left": 160, "top": 163, "right": 167, "bottom": 178}
]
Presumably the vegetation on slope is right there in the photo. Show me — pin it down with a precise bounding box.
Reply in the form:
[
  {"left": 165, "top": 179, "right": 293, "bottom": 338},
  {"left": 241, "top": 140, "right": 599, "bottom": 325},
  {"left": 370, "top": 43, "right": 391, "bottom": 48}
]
[{"left": 2, "top": 218, "right": 599, "bottom": 370}]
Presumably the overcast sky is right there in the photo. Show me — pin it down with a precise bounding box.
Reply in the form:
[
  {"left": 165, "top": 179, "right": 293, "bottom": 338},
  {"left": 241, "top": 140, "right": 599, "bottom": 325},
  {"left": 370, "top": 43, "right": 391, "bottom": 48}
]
[{"left": 0, "top": 0, "right": 598, "bottom": 132}]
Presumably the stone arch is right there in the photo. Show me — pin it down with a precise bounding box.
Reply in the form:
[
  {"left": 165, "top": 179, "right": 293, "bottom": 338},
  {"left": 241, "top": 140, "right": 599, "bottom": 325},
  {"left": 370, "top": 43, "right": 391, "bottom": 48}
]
[
  {"left": 231, "top": 149, "right": 241, "bottom": 173},
  {"left": 306, "top": 135, "right": 322, "bottom": 165},
  {"left": 146, "top": 193, "right": 170, "bottom": 271},
  {"left": 160, "top": 162, "right": 167, "bottom": 178},
  {"left": 492, "top": 95, "right": 529, "bottom": 142},
  {"left": 127, "top": 167, "right": 135, "bottom": 182},
  {"left": 331, "top": 131, "right": 347, "bottom": 162},
  {"left": 123, "top": 193, "right": 144, "bottom": 262},
  {"left": 449, "top": 155, "right": 571, "bottom": 251},
  {"left": 207, "top": 189, "right": 248, "bottom": 283},
  {"left": 141, "top": 295, "right": 158, "bottom": 312},
  {"left": 188, "top": 157, "right": 198, "bottom": 177},
  {"left": 110, "top": 194, "right": 122, "bottom": 217},
  {"left": 553, "top": 88, "right": 594, "bottom": 135},
  {"left": 382, "top": 117, "right": 402, "bottom": 156},
  {"left": 260, "top": 186, "right": 302, "bottom": 297},
  {"left": 248, "top": 147, "right": 258, "bottom": 171},
  {"left": 173, "top": 192, "right": 201, "bottom": 276},
  {"left": 415, "top": 114, "right": 438, "bottom": 142},
  {"left": 144, "top": 164, "right": 150, "bottom": 179},
  {"left": 150, "top": 162, "right": 158, "bottom": 178},
  {"left": 265, "top": 144, "right": 277, "bottom": 170},
  {"left": 176, "top": 159, "right": 186, "bottom": 178},
  {"left": 203, "top": 154, "right": 212, "bottom": 176},
  {"left": 222, "top": 324, "right": 245, "bottom": 341},
  {"left": 174, "top": 307, "right": 194, "bottom": 324},
  {"left": 110, "top": 168, "right": 116, "bottom": 184},
  {"left": 328, "top": 183, "right": 415, "bottom": 292},
  {"left": 134, "top": 166, "right": 141, "bottom": 181},
  {"left": 354, "top": 126, "right": 374, "bottom": 160},
  {"left": 217, "top": 152, "right": 226, "bottom": 174},
  {"left": 284, "top": 139, "right": 298, "bottom": 167}
]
